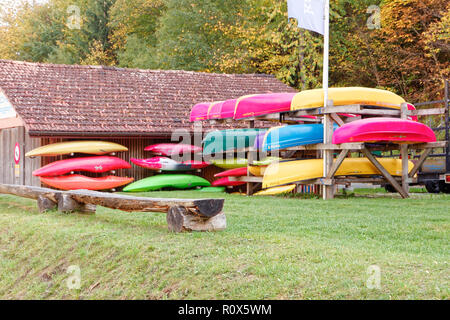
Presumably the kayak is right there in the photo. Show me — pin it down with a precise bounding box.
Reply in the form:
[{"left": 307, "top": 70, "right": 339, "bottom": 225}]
[
  {"left": 33, "top": 156, "right": 131, "bottom": 177},
  {"left": 131, "top": 157, "right": 209, "bottom": 171},
  {"left": 290, "top": 87, "right": 406, "bottom": 111},
  {"left": 190, "top": 102, "right": 211, "bottom": 122},
  {"left": 214, "top": 167, "right": 248, "bottom": 178},
  {"left": 234, "top": 93, "right": 296, "bottom": 119},
  {"left": 254, "top": 184, "right": 296, "bottom": 196},
  {"left": 40, "top": 175, "right": 134, "bottom": 191},
  {"left": 196, "top": 186, "right": 226, "bottom": 192},
  {"left": 26, "top": 141, "right": 128, "bottom": 157},
  {"left": 248, "top": 165, "right": 267, "bottom": 176},
  {"left": 212, "top": 177, "right": 246, "bottom": 187},
  {"left": 203, "top": 128, "right": 267, "bottom": 155},
  {"left": 263, "top": 158, "right": 414, "bottom": 188},
  {"left": 211, "top": 158, "right": 248, "bottom": 169},
  {"left": 257, "top": 124, "right": 335, "bottom": 152},
  {"left": 207, "top": 101, "right": 225, "bottom": 120},
  {"left": 332, "top": 117, "right": 436, "bottom": 144},
  {"left": 218, "top": 99, "right": 238, "bottom": 119},
  {"left": 123, "top": 174, "right": 210, "bottom": 192},
  {"left": 144, "top": 143, "right": 202, "bottom": 156}
]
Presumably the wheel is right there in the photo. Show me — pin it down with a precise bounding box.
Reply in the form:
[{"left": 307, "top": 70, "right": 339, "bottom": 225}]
[
  {"left": 439, "top": 181, "right": 450, "bottom": 194},
  {"left": 384, "top": 184, "right": 396, "bottom": 193},
  {"left": 425, "top": 181, "right": 441, "bottom": 193}
]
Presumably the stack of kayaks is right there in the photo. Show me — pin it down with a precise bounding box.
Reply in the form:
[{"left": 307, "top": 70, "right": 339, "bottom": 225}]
[
  {"left": 28, "top": 141, "right": 133, "bottom": 191},
  {"left": 126, "top": 143, "right": 211, "bottom": 192}
]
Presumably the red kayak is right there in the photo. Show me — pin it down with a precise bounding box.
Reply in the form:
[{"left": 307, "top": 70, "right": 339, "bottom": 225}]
[
  {"left": 214, "top": 167, "right": 248, "bottom": 178},
  {"left": 144, "top": 143, "right": 202, "bottom": 156},
  {"left": 131, "top": 157, "right": 209, "bottom": 171},
  {"left": 40, "top": 175, "right": 134, "bottom": 191},
  {"left": 33, "top": 156, "right": 131, "bottom": 177},
  {"left": 332, "top": 117, "right": 436, "bottom": 144},
  {"left": 212, "top": 177, "right": 246, "bottom": 187},
  {"left": 190, "top": 102, "right": 211, "bottom": 122}
]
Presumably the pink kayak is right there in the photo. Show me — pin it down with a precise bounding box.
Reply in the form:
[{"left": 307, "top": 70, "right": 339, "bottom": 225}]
[
  {"left": 144, "top": 143, "right": 202, "bottom": 156},
  {"left": 219, "top": 99, "right": 238, "bottom": 119},
  {"left": 214, "top": 167, "right": 248, "bottom": 178},
  {"left": 212, "top": 177, "right": 246, "bottom": 187},
  {"left": 190, "top": 102, "right": 211, "bottom": 122},
  {"left": 234, "top": 93, "right": 296, "bottom": 119},
  {"left": 332, "top": 117, "right": 436, "bottom": 144},
  {"left": 131, "top": 157, "right": 209, "bottom": 171},
  {"left": 33, "top": 156, "right": 131, "bottom": 177},
  {"left": 40, "top": 175, "right": 134, "bottom": 191},
  {"left": 207, "top": 101, "right": 225, "bottom": 120}
]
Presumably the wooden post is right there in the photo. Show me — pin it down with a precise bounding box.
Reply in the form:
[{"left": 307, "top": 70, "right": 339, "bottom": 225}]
[
  {"left": 37, "top": 195, "right": 57, "bottom": 213},
  {"left": 323, "top": 100, "right": 335, "bottom": 199},
  {"left": 56, "top": 193, "right": 96, "bottom": 215},
  {"left": 400, "top": 103, "right": 410, "bottom": 194}
]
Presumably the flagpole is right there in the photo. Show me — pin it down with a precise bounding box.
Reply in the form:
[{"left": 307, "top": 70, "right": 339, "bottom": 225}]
[{"left": 322, "top": 0, "right": 331, "bottom": 199}]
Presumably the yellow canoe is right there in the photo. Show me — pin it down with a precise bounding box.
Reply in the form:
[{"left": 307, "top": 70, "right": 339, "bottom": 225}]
[
  {"left": 291, "top": 87, "right": 405, "bottom": 111},
  {"left": 263, "top": 158, "right": 413, "bottom": 188},
  {"left": 26, "top": 141, "right": 128, "bottom": 157},
  {"left": 254, "top": 184, "right": 296, "bottom": 196}
]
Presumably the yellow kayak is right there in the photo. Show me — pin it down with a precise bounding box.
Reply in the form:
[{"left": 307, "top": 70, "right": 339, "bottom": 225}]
[
  {"left": 263, "top": 158, "right": 413, "bottom": 188},
  {"left": 291, "top": 87, "right": 405, "bottom": 111},
  {"left": 248, "top": 165, "right": 267, "bottom": 176},
  {"left": 254, "top": 184, "right": 296, "bottom": 196},
  {"left": 26, "top": 141, "right": 128, "bottom": 157}
]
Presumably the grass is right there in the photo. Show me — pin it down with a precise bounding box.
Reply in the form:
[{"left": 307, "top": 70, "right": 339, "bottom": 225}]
[{"left": 0, "top": 189, "right": 448, "bottom": 300}]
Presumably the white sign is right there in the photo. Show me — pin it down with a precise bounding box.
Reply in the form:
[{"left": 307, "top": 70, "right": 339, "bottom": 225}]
[
  {"left": 0, "top": 91, "right": 17, "bottom": 119},
  {"left": 14, "top": 143, "right": 20, "bottom": 164}
]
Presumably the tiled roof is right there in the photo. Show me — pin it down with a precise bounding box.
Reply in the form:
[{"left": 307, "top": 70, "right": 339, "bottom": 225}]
[{"left": 0, "top": 59, "right": 296, "bottom": 136}]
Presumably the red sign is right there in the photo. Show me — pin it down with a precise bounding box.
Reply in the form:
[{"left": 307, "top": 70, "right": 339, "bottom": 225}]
[{"left": 14, "top": 143, "right": 20, "bottom": 164}]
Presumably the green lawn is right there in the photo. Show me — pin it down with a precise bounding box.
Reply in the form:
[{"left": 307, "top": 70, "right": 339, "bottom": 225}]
[{"left": 0, "top": 190, "right": 448, "bottom": 300}]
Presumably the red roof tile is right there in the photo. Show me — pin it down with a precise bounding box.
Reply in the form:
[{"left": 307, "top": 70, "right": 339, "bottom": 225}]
[{"left": 0, "top": 60, "right": 296, "bottom": 136}]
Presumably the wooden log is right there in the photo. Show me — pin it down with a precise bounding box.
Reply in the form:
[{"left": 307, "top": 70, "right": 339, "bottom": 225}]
[
  {"left": 167, "top": 206, "right": 226, "bottom": 232},
  {"left": 323, "top": 100, "right": 335, "bottom": 200},
  {"left": 0, "top": 184, "right": 59, "bottom": 202},
  {"left": 56, "top": 193, "right": 96, "bottom": 215},
  {"left": 37, "top": 195, "right": 57, "bottom": 213},
  {"left": 326, "top": 149, "right": 349, "bottom": 179}
]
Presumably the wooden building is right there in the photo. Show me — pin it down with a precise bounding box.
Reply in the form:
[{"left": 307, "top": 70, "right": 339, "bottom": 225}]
[{"left": 0, "top": 59, "right": 295, "bottom": 186}]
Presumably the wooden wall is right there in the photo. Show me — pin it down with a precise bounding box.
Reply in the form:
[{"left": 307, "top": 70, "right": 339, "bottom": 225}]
[{"left": 0, "top": 126, "right": 41, "bottom": 186}]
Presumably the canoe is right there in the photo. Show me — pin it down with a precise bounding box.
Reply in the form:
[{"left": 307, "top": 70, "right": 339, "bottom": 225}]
[
  {"left": 131, "top": 157, "right": 209, "bottom": 171},
  {"left": 190, "top": 102, "right": 211, "bottom": 122},
  {"left": 263, "top": 158, "right": 414, "bottom": 188},
  {"left": 207, "top": 101, "right": 225, "bottom": 120},
  {"left": 214, "top": 167, "right": 247, "bottom": 178},
  {"left": 290, "top": 87, "right": 405, "bottom": 111},
  {"left": 197, "top": 186, "right": 226, "bottom": 192},
  {"left": 332, "top": 117, "right": 436, "bottom": 144},
  {"left": 254, "top": 184, "right": 296, "bottom": 196},
  {"left": 211, "top": 158, "right": 248, "bottom": 169},
  {"left": 144, "top": 143, "right": 202, "bottom": 156},
  {"left": 26, "top": 141, "right": 128, "bottom": 157},
  {"left": 212, "top": 177, "right": 246, "bottom": 187},
  {"left": 203, "top": 128, "right": 267, "bottom": 155},
  {"left": 33, "top": 156, "right": 131, "bottom": 177},
  {"left": 40, "top": 175, "right": 134, "bottom": 191},
  {"left": 257, "top": 124, "right": 333, "bottom": 152},
  {"left": 123, "top": 174, "right": 210, "bottom": 192}
]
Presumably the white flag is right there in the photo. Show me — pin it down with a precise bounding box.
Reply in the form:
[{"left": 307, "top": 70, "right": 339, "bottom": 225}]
[{"left": 287, "top": 0, "right": 325, "bottom": 35}]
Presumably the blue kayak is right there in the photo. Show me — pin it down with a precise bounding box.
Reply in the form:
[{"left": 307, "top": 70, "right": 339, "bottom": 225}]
[{"left": 256, "top": 124, "right": 337, "bottom": 152}]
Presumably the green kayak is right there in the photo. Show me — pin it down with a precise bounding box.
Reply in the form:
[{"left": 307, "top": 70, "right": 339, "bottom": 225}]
[
  {"left": 197, "top": 186, "right": 226, "bottom": 193},
  {"left": 123, "top": 174, "right": 211, "bottom": 192},
  {"left": 211, "top": 156, "right": 280, "bottom": 169},
  {"left": 203, "top": 128, "right": 267, "bottom": 155}
]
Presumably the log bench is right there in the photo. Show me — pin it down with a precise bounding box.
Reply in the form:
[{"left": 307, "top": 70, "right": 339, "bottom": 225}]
[{"left": 0, "top": 184, "right": 226, "bottom": 232}]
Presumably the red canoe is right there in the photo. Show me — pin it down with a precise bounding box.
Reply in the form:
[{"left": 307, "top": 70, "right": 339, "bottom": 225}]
[
  {"left": 190, "top": 102, "right": 211, "bottom": 122},
  {"left": 40, "top": 175, "right": 134, "bottom": 191},
  {"left": 131, "top": 157, "right": 209, "bottom": 171},
  {"left": 33, "top": 156, "right": 131, "bottom": 177},
  {"left": 144, "top": 143, "right": 202, "bottom": 156},
  {"left": 214, "top": 167, "right": 248, "bottom": 178},
  {"left": 212, "top": 177, "right": 246, "bottom": 187},
  {"left": 332, "top": 117, "right": 436, "bottom": 144}
]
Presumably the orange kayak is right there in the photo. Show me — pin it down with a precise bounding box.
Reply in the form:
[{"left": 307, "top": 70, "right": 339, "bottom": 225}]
[{"left": 40, "top": 175, "right": 134, "bottom": 190}]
